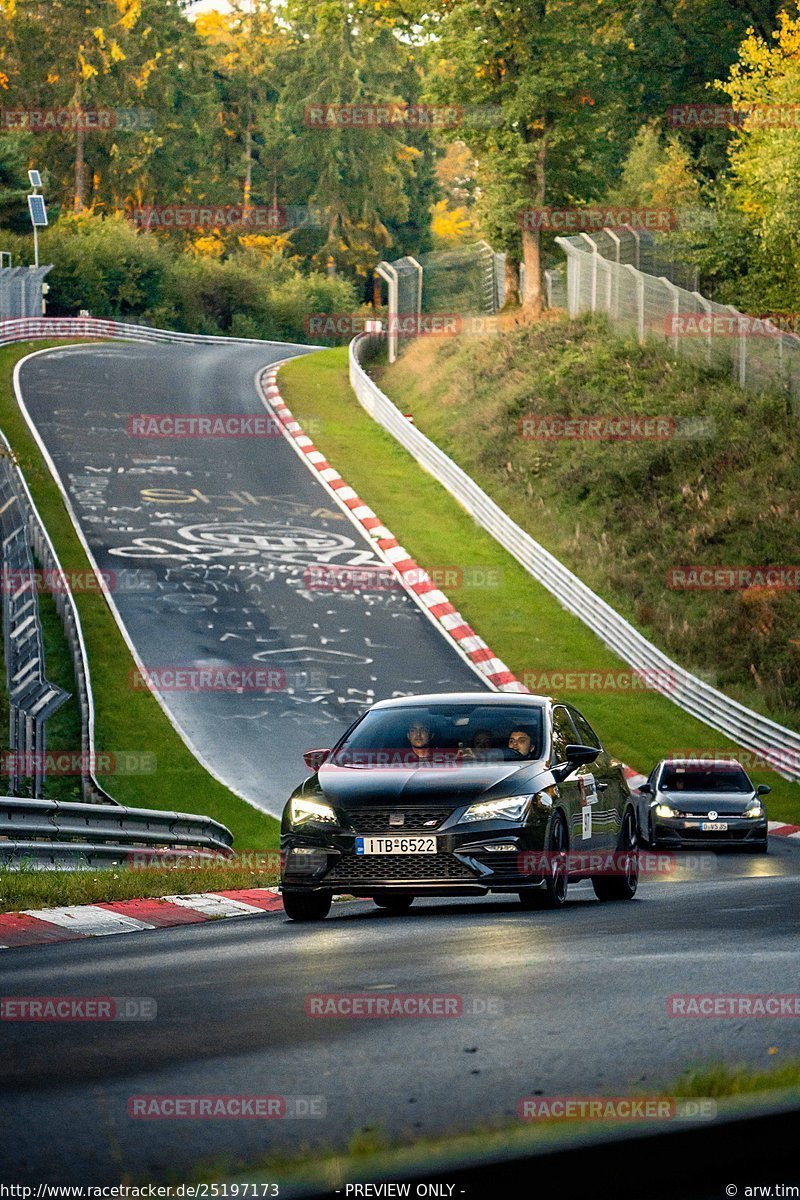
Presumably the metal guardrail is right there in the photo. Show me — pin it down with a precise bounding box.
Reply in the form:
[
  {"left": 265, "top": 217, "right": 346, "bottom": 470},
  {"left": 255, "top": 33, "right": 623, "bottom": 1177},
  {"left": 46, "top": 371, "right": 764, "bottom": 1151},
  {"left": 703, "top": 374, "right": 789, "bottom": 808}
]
[
  {"left": 0, "top": 315, "right": 317, "bottom": 349},
  {"left": 0, "top": 444, "right": 70, "bottom": 797},
  {"left": 0, "top": 425, "right": 115, "bottom": 806},
  {"left": 0, "top": 795, "right": 233, "bottom": 868},
  {"left": 349, "top": 333, "right": 800, "bottom": 782}
]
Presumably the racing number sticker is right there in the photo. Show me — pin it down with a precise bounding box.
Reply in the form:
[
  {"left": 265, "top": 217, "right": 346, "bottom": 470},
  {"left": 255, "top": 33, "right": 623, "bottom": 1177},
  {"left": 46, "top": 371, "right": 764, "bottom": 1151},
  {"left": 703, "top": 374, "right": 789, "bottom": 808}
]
[{"left": 579, "top": 774, "right": 596, "bottom": 840}]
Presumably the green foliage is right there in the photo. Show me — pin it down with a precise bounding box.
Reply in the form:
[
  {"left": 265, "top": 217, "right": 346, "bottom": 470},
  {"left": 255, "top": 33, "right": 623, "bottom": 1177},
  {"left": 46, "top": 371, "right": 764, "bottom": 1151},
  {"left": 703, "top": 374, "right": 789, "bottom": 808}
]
[{"left": 1, "top": 215, "right": 357, "bottom": 339}]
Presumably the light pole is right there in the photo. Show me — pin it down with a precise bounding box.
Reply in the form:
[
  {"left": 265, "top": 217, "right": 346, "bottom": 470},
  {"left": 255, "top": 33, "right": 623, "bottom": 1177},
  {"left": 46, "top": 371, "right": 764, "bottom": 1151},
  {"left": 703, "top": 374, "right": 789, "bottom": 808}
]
[{"left": 27, "top": 170, "right": 47, "bottom": 269}]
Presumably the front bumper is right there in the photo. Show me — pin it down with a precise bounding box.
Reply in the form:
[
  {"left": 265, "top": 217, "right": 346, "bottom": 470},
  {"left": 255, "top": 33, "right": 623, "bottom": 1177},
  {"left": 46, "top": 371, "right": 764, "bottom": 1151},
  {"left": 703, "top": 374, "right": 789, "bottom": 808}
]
[
  {"left": 652, "top": 815, "right": 768, "bottom": 847},
  {"left": 281, "top": 821, "right": 550, "bottom": 896}
]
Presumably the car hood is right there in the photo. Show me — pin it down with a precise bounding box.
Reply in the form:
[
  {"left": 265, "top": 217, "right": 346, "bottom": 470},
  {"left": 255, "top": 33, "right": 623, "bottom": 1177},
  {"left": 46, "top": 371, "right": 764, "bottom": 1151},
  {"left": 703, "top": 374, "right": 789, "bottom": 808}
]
[
  {"left": 655, "top": 790, "right": 757, "bottom": 814},
  {"left": 317, "top": 759, "right": 550, "bottom": 808}
]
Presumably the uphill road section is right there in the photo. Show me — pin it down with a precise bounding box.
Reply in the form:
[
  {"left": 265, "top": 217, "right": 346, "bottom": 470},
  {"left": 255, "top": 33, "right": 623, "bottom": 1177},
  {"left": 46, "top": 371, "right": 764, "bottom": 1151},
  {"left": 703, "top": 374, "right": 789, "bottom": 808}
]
[{"left": 16, "top": 342, "right": 485, "bottom": 815}]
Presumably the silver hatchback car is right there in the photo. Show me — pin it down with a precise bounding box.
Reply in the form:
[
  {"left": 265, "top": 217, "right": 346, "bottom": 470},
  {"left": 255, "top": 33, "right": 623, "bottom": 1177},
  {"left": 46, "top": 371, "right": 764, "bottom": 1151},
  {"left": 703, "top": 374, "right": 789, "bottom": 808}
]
[{"left": 635, "top": 759, "right": 769, "bottom": 852}]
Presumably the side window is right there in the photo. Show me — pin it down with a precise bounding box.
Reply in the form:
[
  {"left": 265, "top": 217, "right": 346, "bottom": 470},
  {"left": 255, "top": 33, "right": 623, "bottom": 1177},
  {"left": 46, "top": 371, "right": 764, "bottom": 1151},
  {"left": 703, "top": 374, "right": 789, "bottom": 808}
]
[
  {"left": 551, "top": 705, "right": 579, "bottom": 762},
  {"left": 568, "top": 707, "right": 603, "bottom": 751}
]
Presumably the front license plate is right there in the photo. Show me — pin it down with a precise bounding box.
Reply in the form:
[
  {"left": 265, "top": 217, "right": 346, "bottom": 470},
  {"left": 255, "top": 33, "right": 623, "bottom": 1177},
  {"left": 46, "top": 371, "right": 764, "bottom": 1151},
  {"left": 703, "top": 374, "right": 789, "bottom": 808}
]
[
  {"left": 356, "top": 836, "right": 437, "bottom": 855},
  {"left": 701, "top": 822, "right": 728, "bottom": 832}
]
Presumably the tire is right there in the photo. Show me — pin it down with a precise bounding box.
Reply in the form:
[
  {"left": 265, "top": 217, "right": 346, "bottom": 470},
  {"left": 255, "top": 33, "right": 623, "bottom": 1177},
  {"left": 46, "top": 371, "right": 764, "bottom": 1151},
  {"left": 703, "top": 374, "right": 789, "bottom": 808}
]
[
  {"left": 753, "top": 842, "right": 769, "bottom": 854},
  {"left": 282, "top": 889, "right": 332, "bottom": 922},
  {"left": 521, "top": 813, "right": 569, "bottom": 910},
  {"left": 373, "top": 892, "right": 414, "bottom": 913},
  {"left": 592, "top": 811, "right": 639, "bottom": 902}
]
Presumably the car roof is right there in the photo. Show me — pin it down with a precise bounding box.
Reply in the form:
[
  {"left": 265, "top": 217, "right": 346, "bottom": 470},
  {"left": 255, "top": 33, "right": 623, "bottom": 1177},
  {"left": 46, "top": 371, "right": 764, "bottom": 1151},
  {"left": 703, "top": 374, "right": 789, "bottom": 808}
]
[{"left": 369, "top": 692, "right": 550, "bottom": 710}]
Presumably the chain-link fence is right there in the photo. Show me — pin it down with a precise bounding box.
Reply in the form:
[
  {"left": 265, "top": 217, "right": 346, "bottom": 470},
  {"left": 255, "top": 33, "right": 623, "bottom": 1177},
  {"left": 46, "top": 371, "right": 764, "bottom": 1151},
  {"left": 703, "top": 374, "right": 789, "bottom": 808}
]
[
  {"left": 376, "top": 240, "right": 504, "bottom": 362},
  {"left": 554, "top": 231, "right": 800, "bottom": 412}
]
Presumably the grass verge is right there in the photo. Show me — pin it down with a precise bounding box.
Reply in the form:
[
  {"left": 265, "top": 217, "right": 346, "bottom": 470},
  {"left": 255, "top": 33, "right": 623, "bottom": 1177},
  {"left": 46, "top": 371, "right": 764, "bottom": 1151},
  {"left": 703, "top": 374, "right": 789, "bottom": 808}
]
[
  {"left": 0, "top": 341, "right": 278, "bottom": 850},
  {"left": 0, "top": 860, "right": 279, "bottom": 913},
  {"left": 278, "top": 347, "right": 799, "bottom": 823},
  {"left": 188, "top": 1059, "right": 800, "bottom": 1184}
]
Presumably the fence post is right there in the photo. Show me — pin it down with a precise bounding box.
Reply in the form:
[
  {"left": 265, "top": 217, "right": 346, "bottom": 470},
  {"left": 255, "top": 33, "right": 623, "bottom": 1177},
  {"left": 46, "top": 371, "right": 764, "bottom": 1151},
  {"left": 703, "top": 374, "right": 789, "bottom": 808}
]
[
  {"left": 660, "top": 278, "right": 680, "bottom": 355},
  {"left": 726, "top": 304, "right": 747, "bottom": 387},
  {"left": 623, "top": 264, "right": 645, "bottom": 344},
  {"left": 690, "top": 291, "right": 712, "bottom": 367},
  {"left": 578, "top": 235, "right": 599, "bottom": 312},
  {"left": 620, "top": 224, "right": 641, "bottom": 268},
  {"left": 375, "top": 261, "right": 399, "bottom": 364}
]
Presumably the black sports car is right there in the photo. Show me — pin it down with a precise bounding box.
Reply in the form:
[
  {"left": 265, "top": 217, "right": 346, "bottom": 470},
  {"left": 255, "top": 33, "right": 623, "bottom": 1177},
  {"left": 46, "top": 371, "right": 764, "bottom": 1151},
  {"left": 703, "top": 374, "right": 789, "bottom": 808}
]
[
  {"left": 279, "top": 692, "right": 639, "bottom": 920},
  {"left": 635, "top": 758, "right": 770, "bottom": 851}
]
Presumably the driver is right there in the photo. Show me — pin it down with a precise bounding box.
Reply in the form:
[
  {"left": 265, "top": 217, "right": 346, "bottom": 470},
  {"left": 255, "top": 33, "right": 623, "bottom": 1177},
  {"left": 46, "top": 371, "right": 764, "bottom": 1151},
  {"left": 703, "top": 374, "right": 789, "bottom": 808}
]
[{"left": 508, "top": 728, "right": 535, "bottom": 759}]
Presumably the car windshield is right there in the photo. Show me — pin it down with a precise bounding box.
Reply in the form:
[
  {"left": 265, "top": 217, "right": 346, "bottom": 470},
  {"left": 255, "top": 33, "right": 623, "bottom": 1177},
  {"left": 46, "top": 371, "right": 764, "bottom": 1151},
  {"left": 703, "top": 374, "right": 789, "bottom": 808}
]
[
  {"left": 660, "top": 763, "right": 751, "bottom": 792},
  {"left": 331, "top": 703, "right": 545, "bottom": 768}
]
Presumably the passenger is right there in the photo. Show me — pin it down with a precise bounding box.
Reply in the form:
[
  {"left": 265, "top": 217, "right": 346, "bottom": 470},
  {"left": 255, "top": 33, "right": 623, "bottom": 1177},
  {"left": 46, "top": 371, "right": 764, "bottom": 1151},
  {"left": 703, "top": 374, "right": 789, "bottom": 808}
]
[{"left": 462, "top": 728, "right": 505, "bottom": 762}]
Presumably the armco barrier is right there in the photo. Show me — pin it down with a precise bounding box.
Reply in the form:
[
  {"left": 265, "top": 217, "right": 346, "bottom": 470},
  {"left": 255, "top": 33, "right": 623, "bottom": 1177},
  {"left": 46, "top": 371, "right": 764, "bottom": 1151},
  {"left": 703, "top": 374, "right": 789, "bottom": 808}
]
[
  {"left": 0, "top": 315, "right": 319, "bottom": 349},
  {"left": 0, "top": 796, "right": 233, "bottom": 867},
  {"left": 349, "top": 333, "right": 800, "bottom": 783}
]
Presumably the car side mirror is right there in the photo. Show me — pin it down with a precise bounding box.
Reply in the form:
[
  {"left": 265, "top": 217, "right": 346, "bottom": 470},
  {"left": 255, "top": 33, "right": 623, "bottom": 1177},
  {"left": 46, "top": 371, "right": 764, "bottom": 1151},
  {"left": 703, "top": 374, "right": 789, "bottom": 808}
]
[
  {"left": 565, "top": 744, "right": 600, "bottom": 766},
  {"left": 756, "top": 784, "right": 771, "bottom": 796},
  {"left": 551, "top": 744, "right": 600, "bottom": 781},
  {"left": 303, "top": 748, "right": 331, "bottom": 773},
  {"left": 638, "top": 782, "right": 653, "bottom": 795}
]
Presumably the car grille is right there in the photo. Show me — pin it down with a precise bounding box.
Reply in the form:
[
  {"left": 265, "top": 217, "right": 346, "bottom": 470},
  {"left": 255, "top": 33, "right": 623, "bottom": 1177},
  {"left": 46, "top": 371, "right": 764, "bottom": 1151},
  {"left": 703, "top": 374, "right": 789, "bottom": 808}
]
[
  {"left": 681, "top": 810, "right": 743, "bottom": 818},
  {"left": 347, "top": 807, "right": 455, "bottom": 833},
  {"left": 679, "top": 826, "right": 752, "bottom": 841},
  {"left": 324, "top": 852, "right": 476, "bottom": 883}
]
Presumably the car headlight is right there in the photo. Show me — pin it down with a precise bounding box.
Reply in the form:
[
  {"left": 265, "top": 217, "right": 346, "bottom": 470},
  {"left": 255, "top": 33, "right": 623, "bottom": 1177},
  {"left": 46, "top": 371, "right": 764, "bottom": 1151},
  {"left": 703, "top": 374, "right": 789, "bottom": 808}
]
[
  {"left": 460, "top": 795, "right": 533, "bottom": 823},
  {"left": 289, "top": 795, "right": 337, "bottom": 826},
  {"left": 743, "top": 801, "right": 764, "bottom": 819},
  {"left": 654, "top": 803, "right": 680, "bottom": 818}
]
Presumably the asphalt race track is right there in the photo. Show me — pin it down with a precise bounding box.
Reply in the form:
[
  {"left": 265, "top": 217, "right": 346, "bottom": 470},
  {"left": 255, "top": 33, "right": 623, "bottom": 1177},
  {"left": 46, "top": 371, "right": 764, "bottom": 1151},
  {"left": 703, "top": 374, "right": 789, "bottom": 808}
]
[
  {"left": 0, "top": 845, "right": 799, "bottom": 1183},
  {"left": 4, "top": 340, "right": 799, "bottom": 1187},
  {"left": 16, "top": 342, "right": 483, "bottom": 814}
]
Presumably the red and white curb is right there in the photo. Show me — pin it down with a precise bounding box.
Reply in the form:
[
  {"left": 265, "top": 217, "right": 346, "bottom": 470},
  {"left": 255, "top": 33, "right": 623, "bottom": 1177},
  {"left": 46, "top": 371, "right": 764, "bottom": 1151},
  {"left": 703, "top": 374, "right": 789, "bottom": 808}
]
[
  {"left": 0, "top": 888, "right": 286, "bottom": 950},
  {"left": 768, "top": 821, "right": 800, "bottom": 840},
  {"left": 258, "top": 365, "right": 525, "bottom": 693}
]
